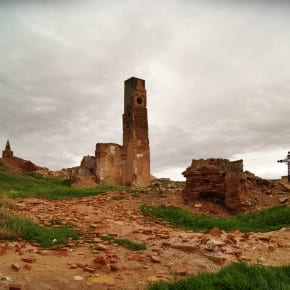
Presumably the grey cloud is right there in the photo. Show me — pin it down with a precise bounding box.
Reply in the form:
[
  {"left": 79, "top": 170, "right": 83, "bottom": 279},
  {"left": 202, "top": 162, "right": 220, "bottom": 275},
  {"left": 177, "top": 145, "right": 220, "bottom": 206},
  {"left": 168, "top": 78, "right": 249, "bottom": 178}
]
[{"left": 0, "top": 0, "right": 289, "bottom": 179}]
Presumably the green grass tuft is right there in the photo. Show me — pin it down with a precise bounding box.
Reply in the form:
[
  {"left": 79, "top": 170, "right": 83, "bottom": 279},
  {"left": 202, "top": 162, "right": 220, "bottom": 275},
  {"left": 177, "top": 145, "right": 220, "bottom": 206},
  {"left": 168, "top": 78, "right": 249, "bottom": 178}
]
[
  {"left": 0, "top": 170, "right": 123, "bottom": 199},
  {"left": 4, "top": 215, "right": 78, "bottom": 247},
  {"left": 147, "top": 262, "right": 290, "bottom": 290},
  {"left": 141, "top": 205, "right": 290, "bottom": 232},
  {"left": 100, "top": 235, "right": 146, "bottom": 251},
  {"left": 173, "top": 181, "right": 185, "bottom": 188}
]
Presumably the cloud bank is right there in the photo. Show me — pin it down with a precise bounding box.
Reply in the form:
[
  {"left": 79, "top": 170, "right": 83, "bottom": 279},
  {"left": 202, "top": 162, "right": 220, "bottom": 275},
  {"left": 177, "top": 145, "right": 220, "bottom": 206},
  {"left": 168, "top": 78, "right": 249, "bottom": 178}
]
[{"left": 0, "top": 0, "right": 289, "bottom": 180}]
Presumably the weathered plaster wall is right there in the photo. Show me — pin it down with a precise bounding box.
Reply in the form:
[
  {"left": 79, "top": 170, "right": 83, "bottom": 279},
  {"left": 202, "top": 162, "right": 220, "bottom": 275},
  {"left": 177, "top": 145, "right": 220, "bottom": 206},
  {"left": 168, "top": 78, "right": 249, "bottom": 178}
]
[{"left": 95, "top": 143, "right": 123, "bottom": 185}]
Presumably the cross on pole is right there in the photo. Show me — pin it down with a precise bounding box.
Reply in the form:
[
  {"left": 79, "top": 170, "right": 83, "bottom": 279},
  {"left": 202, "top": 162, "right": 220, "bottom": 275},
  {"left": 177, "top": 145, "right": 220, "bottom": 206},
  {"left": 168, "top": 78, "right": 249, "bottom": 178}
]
[{"left": 277, "top": 151, "right": 290, "bottom": 182}]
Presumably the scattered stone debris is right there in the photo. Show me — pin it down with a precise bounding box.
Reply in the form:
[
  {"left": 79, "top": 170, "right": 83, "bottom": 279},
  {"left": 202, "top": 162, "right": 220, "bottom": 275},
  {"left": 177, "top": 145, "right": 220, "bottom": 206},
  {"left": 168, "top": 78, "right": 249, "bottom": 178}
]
[{"left": 0, "top": 191, "right": 289, "bottom": 290}]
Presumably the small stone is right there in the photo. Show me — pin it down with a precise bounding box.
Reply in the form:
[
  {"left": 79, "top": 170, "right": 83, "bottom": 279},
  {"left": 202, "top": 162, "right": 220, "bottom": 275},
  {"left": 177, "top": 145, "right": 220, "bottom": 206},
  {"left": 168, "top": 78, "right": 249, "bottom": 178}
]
[
  {"left": 258, "top": 236, "right": 271, "bottom": 242},
  {"left": 83, "top": 266, "right": 96, "bottom": 273},
  {"left": 76, "top": 262, "right": 86, "bottom": 268},
  {"left": 110, "top": 264, "right": 120, "bottom": 272},
  {"left": 204, "top": 254, "right": 227, "bottom": 265},
  {"left": 8, "top": 284, "right": 22, "bottom": 290},
  {"left": 207, "top": 227, "right": 222, "bottom": 237},
  {"left": 240, "top": 256, "right": 251, "bottom": 261},
  {"left": 87, "top": 274, "right": 115, "bottom": 285},
  {"left": 157, "top": 234, "right": 169, "bottom": 239},
  {"left": 69, "top": 264, "right": 77, "bottom": 269},
  {"left": 31, "top": 242, "right": 41, "bottom": 247},
  {"left": 24, "top": 264, "right": 32, "bottom": 271},
  {"left": 175, "top": 270, "right": 187, "bottom": 276},
  {"left": 38, "top": 250, "right": 50, "bottom": 256},
  {"left": 0, "top": 243, "right": 9, "bottom": 256},
  {"left": 74, "top": 275, "right": 84, "bottom": 281},
  {"left": 279, "top": 197, "right": 288, "bottom": 204},
  {"left": 21, "top": 257, "right": 36, "bottom": 263},
  {"left": 149, "top": 255, "right": 161, "bottom": 263},
  {"left": 171, "top": 244, "right": 197, "bottom": 252},
  {"left": 94, "top": 256, "right": 106, "bottom": 265},
  {"left": 161, "top": 242, "right": 171, "bottom": 247},
  {"left": 268, "top": 245, "right": 275, "bottom": 252},
  {"left": 132, "top": 254, "right": 146, "bottom": 262},
  {"left": 11, "top": 263, "right": 20, "bottom": 271},
  {"left": 147, "top": 276, "right": 159, "bottom": 282},
  {"left": 95, "top": 243, "right": 107, "bottom": 251},
  {"left": 194, "top": 203, "right": 203, "bottom": 208}
]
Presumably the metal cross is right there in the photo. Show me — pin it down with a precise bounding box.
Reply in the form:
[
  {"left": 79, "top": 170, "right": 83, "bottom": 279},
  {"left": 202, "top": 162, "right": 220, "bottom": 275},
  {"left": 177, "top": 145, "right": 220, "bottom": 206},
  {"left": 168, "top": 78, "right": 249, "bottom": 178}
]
[{"left": 277, "top": 151, "right": 290, "bottom": 182}]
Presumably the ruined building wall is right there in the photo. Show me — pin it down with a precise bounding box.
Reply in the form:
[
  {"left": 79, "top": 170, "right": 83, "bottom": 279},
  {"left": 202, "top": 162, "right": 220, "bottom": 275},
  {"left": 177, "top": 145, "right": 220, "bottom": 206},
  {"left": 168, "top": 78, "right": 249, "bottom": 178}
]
[
  {"left": 95, "top": 143, "right": 123, "bottom": 185},
  {"left": 122, "top": 77, "right": 150, "bottom": 187},
  {"left": 182, "top": 159, "right": 245, "bottom": 211},
  {"left": 93, "top": 77, "right": 150, "bottom": 187},
  {"left": 2, "top": 140, "right": 13, "bottom": 158},
  {"left": 78, "top": 156, "right": 96, "bottom": 176}
]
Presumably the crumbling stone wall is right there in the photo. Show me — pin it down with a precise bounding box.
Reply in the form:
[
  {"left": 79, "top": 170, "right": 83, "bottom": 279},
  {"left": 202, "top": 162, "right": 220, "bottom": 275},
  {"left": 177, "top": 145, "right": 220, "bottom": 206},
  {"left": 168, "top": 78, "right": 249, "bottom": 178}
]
[
  {"left": 93, "top": 77, "right": 150, "bottom": 187},
  {"left": 78, "top": 156, "right": 96, "bottom": 176},
  {"left": 2, "top": 140, "right": 13, "bottom": 158},
  {"left": 72, "top": 77, "right": 151, "bottom": 187},
  {"left": 182, "top": 159, "right": 246, "bottom": 211},
  {"left": 95, "top": 143, "right": 123, "bottom": 185},
  {"left": 121, "top": 77, "right": 150, "bottom": 187}
]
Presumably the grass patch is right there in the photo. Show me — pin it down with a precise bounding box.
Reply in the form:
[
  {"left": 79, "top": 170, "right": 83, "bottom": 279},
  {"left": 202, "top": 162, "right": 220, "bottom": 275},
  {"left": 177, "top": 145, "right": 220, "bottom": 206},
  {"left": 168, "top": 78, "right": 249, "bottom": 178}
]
[
  {"left": 0, "top": 170, "right": 123, "bottom": 199},
  {"left": 0, "top": 161, "right": 5, "bottom": 170},
  {"left": 3, "top": 214, "right": 78, "bottom": 248},
  {"left": 141, "top": 205, "right": 290, "bottom": 232},
  {"left": 148, "top": 262, "right": 290, "bottom": 290},
  {"left": 100, "top": 235, "right": 146, "bottom": 251},
  {"left": 173, "top": 181, "right": 185, "bottom": 188}
]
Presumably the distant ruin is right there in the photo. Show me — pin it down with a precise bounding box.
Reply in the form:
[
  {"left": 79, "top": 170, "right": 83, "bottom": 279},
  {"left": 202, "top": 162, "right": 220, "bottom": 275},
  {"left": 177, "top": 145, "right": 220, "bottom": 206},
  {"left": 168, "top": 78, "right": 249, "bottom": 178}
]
[
  {"left": 2, "top": 140, "right": 13, "bottom": 158},
  {"left": 76, "top": 77, "right": 151, "bottom": 187}
]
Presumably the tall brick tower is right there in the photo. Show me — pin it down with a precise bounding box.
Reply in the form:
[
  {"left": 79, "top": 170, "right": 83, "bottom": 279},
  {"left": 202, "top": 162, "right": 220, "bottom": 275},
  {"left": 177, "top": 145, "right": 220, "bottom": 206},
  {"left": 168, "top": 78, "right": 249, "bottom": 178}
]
[
  {"left": 2, "top": 140, "right": 13, "bottom": 158},
  {"left": 122, "top": 77, "right": 150, "bottom": 186}
]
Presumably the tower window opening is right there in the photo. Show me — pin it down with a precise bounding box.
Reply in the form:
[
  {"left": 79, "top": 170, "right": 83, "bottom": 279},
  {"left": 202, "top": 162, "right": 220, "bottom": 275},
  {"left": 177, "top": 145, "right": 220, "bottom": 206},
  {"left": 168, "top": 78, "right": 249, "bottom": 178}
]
[{"left": 137, "top": 97, "right": 143, "bottom": 105}]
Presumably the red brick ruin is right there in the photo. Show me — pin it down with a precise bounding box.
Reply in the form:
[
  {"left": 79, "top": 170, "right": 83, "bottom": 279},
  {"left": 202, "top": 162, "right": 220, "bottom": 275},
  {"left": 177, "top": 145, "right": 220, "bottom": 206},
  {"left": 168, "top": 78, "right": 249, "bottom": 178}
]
[
  {"left": 182, "top": 158, "right": 290, "bottom": 212},
  {"left": 1, "top": 140, "right": 40, "bottom": 172},
  {"left": 2, "top": 140, "right": 13, "bottom": 158},
  {"left": 182, "top": 159, "right": 245, "bottom": 211},
  {"left": 76, "top": 77, "right": 151, "bottom": 187}
]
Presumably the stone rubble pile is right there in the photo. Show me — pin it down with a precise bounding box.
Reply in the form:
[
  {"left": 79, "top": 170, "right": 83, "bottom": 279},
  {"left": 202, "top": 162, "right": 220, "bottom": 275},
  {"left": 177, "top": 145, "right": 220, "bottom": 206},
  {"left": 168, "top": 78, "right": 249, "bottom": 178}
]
[{"left": 182, "top": 158, "right": 290, "bottom": 212}]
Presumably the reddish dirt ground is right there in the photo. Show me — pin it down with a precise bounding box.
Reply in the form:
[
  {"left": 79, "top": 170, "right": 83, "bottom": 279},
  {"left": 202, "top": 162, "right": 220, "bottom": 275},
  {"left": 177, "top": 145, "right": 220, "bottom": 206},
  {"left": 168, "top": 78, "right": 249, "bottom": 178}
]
[{"left": 0, "top": 189, "right": 289, "bottom": 290}]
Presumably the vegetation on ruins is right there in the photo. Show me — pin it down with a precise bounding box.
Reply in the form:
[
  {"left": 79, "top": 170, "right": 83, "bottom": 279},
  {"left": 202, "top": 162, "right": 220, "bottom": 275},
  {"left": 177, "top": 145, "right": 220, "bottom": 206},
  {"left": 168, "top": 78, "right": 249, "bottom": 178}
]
[
  {"left": 0, "top": 169, "right": 118, "bottom": 247},
  {"left": 100, "top": 235, "right": 147, "bottom": 251},
  {"left": 0, "top": 201, "right": 78, "bottom": 247},
  {"left": 0, "top": 170, "right": 122, "bottom": 199},
  {"left": 5, "top": 215, "right": 78, "bottom": 248},
  {"left": 147, "top": 262, "right": 290, "bottom": 290},
  {"left": 141, "top": 205, "right": 290, "bottom": 232}
]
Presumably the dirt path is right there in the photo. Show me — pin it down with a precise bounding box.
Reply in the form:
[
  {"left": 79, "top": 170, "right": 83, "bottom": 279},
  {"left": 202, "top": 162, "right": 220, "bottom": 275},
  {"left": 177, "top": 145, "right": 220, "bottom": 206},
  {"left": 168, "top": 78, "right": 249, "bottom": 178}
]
[{"left": 1, "top": 190, "right": 290, "bottom": 290}]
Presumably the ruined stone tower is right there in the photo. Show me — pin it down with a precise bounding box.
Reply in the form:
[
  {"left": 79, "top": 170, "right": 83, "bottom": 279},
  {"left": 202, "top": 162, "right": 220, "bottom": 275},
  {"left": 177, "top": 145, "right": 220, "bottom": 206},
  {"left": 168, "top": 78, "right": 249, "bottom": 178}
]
[
  {"left": 2, "top": 140, "right": 13, "bottom": 158},
  {"left": 94, "top": 77, "right": 150, "bottom": 187},
  {"left": 122, "top": 77, "right": 150, "bottom": 186}
]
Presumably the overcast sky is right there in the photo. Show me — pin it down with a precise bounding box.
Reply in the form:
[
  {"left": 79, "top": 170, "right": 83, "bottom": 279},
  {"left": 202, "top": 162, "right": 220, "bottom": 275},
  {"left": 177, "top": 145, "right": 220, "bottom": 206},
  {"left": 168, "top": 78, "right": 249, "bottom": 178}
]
[{"left": 0, "top": 0, "right": 289, "bottom": 180}]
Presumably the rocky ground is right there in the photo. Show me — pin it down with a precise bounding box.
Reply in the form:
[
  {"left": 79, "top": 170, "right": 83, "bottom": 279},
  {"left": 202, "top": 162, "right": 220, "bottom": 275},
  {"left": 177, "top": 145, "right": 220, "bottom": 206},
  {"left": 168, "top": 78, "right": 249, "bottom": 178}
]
[{"left": 0, "top": 187, "right": 290, "bottom": 290}]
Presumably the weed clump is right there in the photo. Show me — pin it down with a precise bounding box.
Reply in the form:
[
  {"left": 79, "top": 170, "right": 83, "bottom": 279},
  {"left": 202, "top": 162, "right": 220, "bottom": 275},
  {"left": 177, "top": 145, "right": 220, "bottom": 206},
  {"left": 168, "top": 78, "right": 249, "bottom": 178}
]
[
  {"left": 141, "top": 205, "right": 290, "bottom": 232},
  {"left": 100, "top": 235, "right": 146, "bottom": 251},
  {"left": 0, "top": 170, "right": 123, "bottom": 199},
  {"left": 148, "top": 262, "right": 290, "bottom": 290}
]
